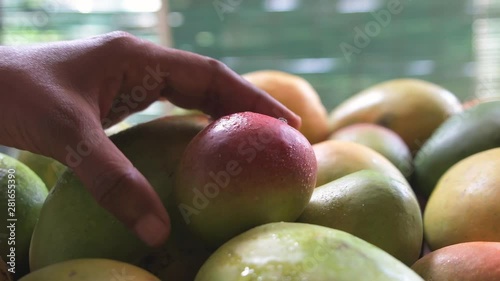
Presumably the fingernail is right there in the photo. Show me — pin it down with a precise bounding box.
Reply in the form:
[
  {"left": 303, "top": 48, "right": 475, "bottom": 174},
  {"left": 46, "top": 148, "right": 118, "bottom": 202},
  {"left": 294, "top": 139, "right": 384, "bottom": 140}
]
[{"left": 134, "top": 214, "right": 169, "bottom": 247}]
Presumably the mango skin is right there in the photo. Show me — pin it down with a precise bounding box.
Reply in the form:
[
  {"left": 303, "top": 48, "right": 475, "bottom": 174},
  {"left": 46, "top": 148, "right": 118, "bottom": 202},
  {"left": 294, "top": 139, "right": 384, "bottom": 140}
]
[
  {"left": 174, "top": 112, "right": 317, "bottom": 248},
  {"left": 462, "top": 95, "right": 500, "bottom": 110},
  {"left": 298, "top": 170, "right": 422, "bottom": 266},
  {"left": 313, "top": 140, "right": 408, "bottom": 187},
  {"left": 20, "top": 259, "right": 159, "bottom": 281},
  {"left": 0, "top": 153, "right": 48, "bottom": 278},
  {"left": 243, "top": 70, "right": 330, "bottom": 144},
  {"left": 413, "top": 100, "right": 500, "bottom": 197},
  {"left": 16, "top": 151, "right": 66, "bottom": 191},
  {"left": 423, "top": 148, "right": 500, "bottom": 250},
  {"left": 411, "top": 242, "right": 500, "bottom": 281},
  {"left": 195, "top": 222, "right": 424, "bottom": 281},
  {"left": 29, "top": 115, "right": 210, "bottom": 271},
  {"left": 329, "top": 123, "right": 412, "bottom": 178},
  {"left": 329, "top": 78, "right": 462, "bottom": 154}
]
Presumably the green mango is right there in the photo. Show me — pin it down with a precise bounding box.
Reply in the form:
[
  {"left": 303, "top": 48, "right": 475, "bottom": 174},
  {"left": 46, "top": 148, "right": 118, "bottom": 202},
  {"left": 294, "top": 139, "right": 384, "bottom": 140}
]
[
  {"left": 413, "top": 100, "right": 500, "bottom": 197},
  {"left": 297, "top": 170, "right": 422, "bottom": 266},
  {"left": 16, "top": 150, "right": 66, "bottom": 191},
  {"left": 29, "top": 115, "right": 210, "bottom": 272},
  {"left": 0, "top": 154, "right": 47, "bottom": 278},
  {"left": 20, "top": 259, "right": 159, "bottom": 281},
  {"left": 328, "top": 124, "right": 413, "bottom": 178},
  {"left": 195, "top": 222, "right": 424, "bottom": 281}
]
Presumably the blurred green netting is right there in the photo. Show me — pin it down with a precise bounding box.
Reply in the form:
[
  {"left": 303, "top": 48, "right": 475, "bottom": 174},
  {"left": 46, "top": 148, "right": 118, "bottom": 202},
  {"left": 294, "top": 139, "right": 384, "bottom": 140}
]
[
  {"left": 168, "top": 0, "right": 479, "bottom": 110},
  {"left": 1, "top": 0, "right": 498, "bottom": 113}
]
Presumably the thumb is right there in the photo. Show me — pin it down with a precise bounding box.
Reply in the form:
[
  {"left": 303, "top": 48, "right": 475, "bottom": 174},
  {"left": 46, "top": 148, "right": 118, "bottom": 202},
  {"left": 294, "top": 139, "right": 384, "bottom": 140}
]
[{"left": 62, "top": 128, "right": 170, "bottom": 247}]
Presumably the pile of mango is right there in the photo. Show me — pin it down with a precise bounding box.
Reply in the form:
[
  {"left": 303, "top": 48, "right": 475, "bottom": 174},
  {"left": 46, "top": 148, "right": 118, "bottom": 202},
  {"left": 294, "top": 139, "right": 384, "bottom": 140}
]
[{"left": 1, "top": 71, "right": 499, "bottom": 281}]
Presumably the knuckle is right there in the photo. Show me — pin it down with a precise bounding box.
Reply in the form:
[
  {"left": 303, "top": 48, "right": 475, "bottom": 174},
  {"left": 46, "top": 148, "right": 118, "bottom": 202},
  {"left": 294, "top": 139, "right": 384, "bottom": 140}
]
[
  {"left": 205, "top": 57, "right": 231, "bottom": 94},
  {"left": 206, "top": 57, "right": 229, "bottom": 74},
  {"left": 100, "top": 31, "right": 139, "bottom": 53},
  {"left": 104, "top": 30, "right": 135, "bottom": 42},
  {"left": 91, "top": 168, "right": 134, "bottom": 207}
]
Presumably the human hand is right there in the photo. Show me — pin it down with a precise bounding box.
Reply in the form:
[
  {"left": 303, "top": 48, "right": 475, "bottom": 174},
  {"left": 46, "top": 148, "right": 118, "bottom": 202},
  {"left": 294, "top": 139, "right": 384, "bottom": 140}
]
[{"left": 0, "top": 31, "right": 300, "bottom": 247}]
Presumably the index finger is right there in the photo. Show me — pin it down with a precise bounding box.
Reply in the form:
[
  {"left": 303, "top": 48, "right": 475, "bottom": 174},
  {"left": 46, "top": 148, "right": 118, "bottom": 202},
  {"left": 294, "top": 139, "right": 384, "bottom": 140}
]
[{"left": 121, "top": 36, "right": 301, "bottom": 128}]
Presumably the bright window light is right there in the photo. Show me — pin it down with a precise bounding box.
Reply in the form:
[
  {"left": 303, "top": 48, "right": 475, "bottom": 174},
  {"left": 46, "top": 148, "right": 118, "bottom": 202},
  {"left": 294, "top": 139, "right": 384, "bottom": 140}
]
[
  {"left": 264, "top": 0, "right": 300, "bottom": 12},
  {"left": 405, "top": 60, "right": 435, "bottom": 76},
  {"left": 73, "top": 0, "right": 93, "bottom": 13},
  {"left": 122, "top": 0, "right": 162, "bottom": 13},
  {"left": 284, "top": 58, "right": 338, "bottom": 74},
  {"left": 64, "top": 0, "right": 161, "bottom": 13},
  {"left": 337, "top": 0, "right": 382, "bottom": 14}
]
